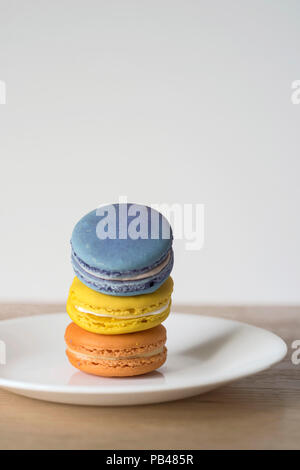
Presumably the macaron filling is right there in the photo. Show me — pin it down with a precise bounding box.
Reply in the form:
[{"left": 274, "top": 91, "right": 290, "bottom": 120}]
[
  {"left": 73, "top": 252, "right": 171, "bottom": 281},
  {"left": 75, "top": 299, "right": 171, "bottom": 319},
  {"left": 67, "top": 346, "right": 165, "bottom": 361},
  {"left": 71, "top": 248, "right": 172, "bottom": 281}
]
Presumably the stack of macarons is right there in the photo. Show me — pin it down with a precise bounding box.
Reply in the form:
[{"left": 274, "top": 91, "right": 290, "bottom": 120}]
[{"left": 65, "top": 203, "right": 174, "bottom": 377}]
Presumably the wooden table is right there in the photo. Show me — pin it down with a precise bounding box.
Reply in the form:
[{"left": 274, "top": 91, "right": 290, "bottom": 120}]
[{"left": 0, "top": 304, "right": 299, "bottom": 450}]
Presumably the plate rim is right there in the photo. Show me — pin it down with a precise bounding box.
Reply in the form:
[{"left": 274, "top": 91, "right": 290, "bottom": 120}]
[{"left": 0, "top": 312, "right": 287, "bottom": 395}]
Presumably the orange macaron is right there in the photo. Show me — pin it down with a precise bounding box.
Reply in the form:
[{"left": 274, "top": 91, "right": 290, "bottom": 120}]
[{"left": 65, "top": 322, "right": 167, "bottom": 377}]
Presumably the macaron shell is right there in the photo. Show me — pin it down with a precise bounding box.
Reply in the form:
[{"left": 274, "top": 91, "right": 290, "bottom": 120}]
[
  {"left": 69, "top": 275, "right": 173, "bottom": 314},
  {"left": 71, "top": 204, "right": 172, "bottom": 272},
  {"left": 66, "top": 298, "right": 171, "bottom": 335},
  {"left": 66, "top": 347, "right": 167, "bottom": 377},
  {"left": 65, "top": 322, "right": 167, "bottom": 350},
  {"left": 72, "top": 249, "right": 174, "bottom": 296}
]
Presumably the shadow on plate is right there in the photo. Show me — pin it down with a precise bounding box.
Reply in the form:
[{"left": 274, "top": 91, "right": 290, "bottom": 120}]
[
  {"left": 181, "top": 326, "right": 242, "bottom": 361},
  {"left": 68, "top": 370, "right": 165, "bottom": 386}
]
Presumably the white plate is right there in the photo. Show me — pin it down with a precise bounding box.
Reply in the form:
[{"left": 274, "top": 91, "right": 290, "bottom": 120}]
[{"left": 0, "top": 312, "right": 286, "bottom": 406}]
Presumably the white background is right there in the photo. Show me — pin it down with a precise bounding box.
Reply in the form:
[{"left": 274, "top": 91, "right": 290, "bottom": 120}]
[{"left": 0, "top": 0, "right": 299, "bottom": 305}]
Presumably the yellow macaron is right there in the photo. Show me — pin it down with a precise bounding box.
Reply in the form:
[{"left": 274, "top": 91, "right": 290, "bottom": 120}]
[{"left": 66, "top": 276, "right": 173, "bottom": 335}]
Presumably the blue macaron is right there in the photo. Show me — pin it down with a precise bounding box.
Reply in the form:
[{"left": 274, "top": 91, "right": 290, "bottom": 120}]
[{"left": 71, "top": 203, "right": 173, "bottom": 296}]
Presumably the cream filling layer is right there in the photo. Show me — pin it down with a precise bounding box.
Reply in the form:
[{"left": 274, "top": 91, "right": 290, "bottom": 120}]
[
  {"left": 75, "top": 299, "right": 170, "bottom": 320},
  {"left": 78, "top": 252, "right": 171, "bottom": 281},
  {"left": 68, "top": 346, "right": 165, "bottom": 361}
]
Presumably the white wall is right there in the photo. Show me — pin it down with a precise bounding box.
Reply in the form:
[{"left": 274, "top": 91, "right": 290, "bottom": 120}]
[{"left": 0, "top": 0, "right": 299, "bottom": 304}]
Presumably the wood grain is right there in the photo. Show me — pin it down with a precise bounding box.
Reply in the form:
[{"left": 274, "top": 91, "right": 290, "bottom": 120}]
[{"left": 0, "top": 303, "right": 299, "bottom": 450}]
